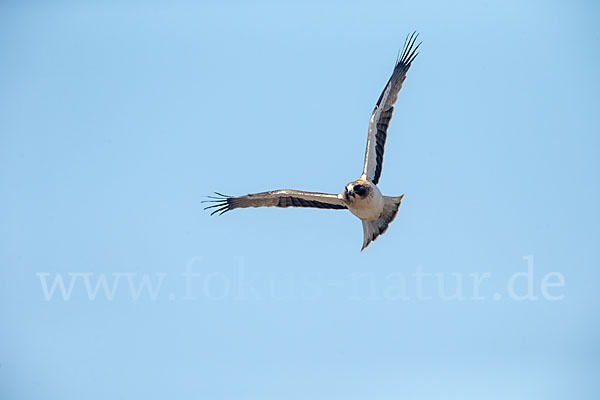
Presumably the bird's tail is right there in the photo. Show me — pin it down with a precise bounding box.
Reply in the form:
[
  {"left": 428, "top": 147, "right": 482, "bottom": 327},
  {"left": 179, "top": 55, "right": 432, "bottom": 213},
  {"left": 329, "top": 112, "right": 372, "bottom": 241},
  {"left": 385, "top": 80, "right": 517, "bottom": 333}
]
[{"left": 361, "top": 195, "right": 404, "bottom": 251}]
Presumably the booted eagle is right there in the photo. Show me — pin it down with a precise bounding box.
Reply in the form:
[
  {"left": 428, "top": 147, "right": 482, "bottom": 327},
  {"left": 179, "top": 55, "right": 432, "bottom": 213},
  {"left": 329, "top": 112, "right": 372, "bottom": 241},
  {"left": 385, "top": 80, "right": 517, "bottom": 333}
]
[{"left": 205, "top": 32, "right": 421, "bottom": 250}]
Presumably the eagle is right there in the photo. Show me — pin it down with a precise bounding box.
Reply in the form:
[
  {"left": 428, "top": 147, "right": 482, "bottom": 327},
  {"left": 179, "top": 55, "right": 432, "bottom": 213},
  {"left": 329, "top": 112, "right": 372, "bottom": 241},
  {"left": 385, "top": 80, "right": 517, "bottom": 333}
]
[{"left": 205, "top": 32, "right": 421, "bottom": 250}]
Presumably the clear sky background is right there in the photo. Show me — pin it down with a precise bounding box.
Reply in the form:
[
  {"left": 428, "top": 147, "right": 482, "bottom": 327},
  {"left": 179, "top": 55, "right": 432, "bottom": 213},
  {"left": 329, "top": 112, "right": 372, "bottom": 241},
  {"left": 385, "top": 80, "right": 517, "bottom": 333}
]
[{"left": 1, "top": 1, "right": 599, "bottom": 399}]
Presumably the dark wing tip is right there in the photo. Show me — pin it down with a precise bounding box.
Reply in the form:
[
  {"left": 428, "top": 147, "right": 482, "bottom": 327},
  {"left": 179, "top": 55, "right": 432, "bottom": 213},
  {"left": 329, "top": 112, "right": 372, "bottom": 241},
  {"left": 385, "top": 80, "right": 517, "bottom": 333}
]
[
  {"left": 397, "top": 31, "right": 421, "bottom": 68},
  {"left": 202, "top": 192, "right": 232, "bottom": 216}
]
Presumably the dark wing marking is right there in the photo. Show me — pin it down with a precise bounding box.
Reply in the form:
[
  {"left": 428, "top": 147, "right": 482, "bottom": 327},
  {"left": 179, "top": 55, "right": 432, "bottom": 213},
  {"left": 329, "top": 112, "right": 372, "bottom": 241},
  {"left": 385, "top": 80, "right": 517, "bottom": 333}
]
[
  {"left": 203, "top": 190, "right": 346, "bottom": 215},
  {"left": 362, "top": 32, "right": 420, "bottom": 185}
]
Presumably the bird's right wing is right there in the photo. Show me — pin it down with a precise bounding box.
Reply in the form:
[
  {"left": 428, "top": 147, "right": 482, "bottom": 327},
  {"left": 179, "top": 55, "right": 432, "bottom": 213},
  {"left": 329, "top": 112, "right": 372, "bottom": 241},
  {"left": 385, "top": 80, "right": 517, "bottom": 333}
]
[
  {"left": 203, "top": 190, "right": 347, "bottom": 215},
  {"left": 361, "top": 32, "right": 420, "bottom": 185}
]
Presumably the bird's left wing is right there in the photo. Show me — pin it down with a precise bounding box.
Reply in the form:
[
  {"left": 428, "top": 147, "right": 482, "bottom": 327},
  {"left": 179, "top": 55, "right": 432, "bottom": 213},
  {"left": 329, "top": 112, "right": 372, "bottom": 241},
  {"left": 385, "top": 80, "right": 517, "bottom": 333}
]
[
  {"left": 203, "top": 190, "right": 347, "bottom": 215},
  {"left": 361, "top": 32, "right": 420, "bottom": 185}
]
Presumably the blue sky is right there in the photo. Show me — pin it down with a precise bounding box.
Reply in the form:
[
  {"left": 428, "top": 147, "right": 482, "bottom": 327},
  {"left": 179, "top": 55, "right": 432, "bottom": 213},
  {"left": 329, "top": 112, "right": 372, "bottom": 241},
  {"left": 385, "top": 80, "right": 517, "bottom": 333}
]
[{"left": 1, "top": 1, "right": 599, "bottom": 399}]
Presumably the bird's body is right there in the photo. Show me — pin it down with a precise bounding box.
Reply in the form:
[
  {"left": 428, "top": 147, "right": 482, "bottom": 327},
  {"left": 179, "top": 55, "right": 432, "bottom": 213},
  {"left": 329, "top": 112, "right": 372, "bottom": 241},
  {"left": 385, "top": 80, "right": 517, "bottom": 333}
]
[
  {"left": 343, "top": 179, "right": 384, "bottom": 221},
  {"left": 204, "top": 33, "right": 420, "bottom": 250}
]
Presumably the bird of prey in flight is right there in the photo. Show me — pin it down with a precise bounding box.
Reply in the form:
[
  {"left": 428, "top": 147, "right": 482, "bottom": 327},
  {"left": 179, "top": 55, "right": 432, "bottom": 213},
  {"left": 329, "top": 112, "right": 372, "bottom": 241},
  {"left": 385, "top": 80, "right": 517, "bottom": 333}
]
[{"left": 205, "top": 32, "right": 421, "bottom": 250}]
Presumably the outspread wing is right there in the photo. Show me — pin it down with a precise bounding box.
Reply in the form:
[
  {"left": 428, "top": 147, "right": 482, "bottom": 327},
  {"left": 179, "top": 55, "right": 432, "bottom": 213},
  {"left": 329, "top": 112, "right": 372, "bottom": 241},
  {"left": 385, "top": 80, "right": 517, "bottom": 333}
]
[
  {"left": 362, "top": 32, "right": 420, "bottom": 185},
  {"left": 203, "top": 190, "right": 347, "bottom": 215}
]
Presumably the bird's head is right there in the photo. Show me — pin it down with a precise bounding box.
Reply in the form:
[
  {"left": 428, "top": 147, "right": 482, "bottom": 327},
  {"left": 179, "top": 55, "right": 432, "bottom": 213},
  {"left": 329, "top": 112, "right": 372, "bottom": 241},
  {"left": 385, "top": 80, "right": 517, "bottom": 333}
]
[{"left": 344, "top": 182, "right": 369, "bottom": 200}]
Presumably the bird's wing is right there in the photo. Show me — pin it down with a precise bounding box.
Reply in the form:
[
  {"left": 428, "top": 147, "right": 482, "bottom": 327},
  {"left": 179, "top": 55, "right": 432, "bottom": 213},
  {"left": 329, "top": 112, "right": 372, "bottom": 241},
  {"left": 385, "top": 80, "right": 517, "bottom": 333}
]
[
  {"left": 203, "top": 190, "right": 347, "bottom": 215},
  {"left": 361, "top": 32, "right": 420, "bottom": 185}
]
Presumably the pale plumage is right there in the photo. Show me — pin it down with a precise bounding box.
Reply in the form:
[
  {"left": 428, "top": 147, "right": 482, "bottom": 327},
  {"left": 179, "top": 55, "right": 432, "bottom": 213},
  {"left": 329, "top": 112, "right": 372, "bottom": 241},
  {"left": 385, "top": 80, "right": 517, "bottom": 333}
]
[{"left": 204, "top": 32, "right": 421, "bottom": 250}]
